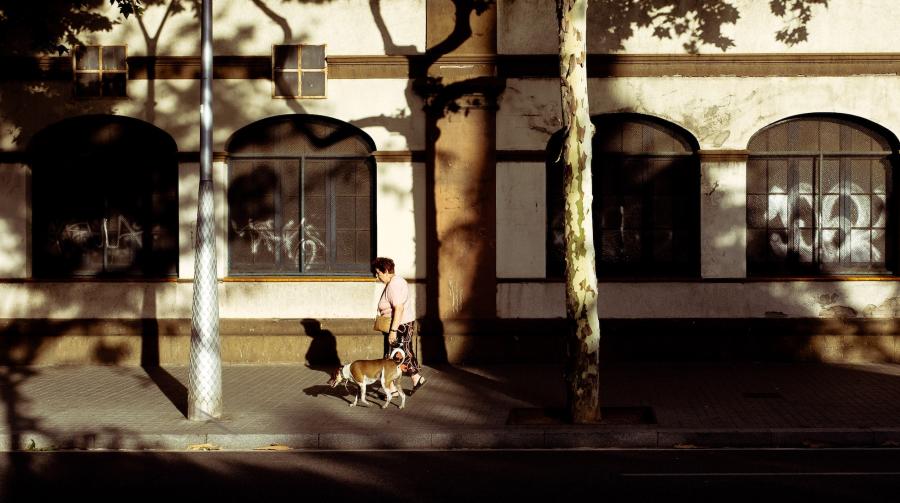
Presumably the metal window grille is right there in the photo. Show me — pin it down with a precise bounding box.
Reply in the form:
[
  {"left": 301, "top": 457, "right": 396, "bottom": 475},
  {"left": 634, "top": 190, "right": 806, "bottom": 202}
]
[
  {"left": 547, "top": 116, "right": 700, "bottom": 278},
  {"left": 30, "top": 117, "right": 178, "bottom": 278},
  {"left": 747, "top": 117, "right": 894, "bottom": 276},
  {"left": 225, "top": 115, "right": 375, "bottom": 276},
  {"left": 227, "top": 157, "right": 372, "bottom": 275}
]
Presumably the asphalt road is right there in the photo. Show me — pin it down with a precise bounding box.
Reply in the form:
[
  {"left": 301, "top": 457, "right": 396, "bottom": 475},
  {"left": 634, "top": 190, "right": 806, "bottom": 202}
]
[{"left": 2, "top": 448, "right": 899, "bottom": 502}]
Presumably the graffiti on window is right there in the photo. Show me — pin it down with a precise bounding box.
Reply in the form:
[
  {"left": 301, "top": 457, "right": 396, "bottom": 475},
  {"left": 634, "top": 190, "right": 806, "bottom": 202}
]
[
  {"left": 230, "top": 217, "right": 325, "bottom": 265},
  {"left": 53, "top": 216, "right": 143, "bottom": 251}
]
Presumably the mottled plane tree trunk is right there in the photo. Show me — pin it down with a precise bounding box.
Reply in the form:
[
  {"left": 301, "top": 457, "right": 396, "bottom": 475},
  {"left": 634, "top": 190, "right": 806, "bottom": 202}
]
[{"left": 556, "top": 0, "right": 600, "bottom": 423}]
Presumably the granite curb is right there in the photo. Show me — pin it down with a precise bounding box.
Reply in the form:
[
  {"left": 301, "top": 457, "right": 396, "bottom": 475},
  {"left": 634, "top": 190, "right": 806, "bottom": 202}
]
[{"left": 6, "top": 427, "right": 900, "bottom": 451}]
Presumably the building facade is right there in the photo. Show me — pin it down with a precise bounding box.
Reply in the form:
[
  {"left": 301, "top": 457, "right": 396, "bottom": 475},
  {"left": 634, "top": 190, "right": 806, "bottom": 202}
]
[{"left": 2, "top": 0, "right": 900, "bottom": 365}]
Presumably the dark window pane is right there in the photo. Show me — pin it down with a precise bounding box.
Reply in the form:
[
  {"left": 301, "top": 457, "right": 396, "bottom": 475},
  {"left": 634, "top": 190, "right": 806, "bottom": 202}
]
[
  {"left": 747, "top": 229, "right": 767, "bottom": 263},
  {"left": 790, "top": 120, "right": 819, "bottom": 151},
  {"left": 274, "top": 71, "right": 298, "bottom": 97},
  {"left": 301, "top": 71, "right": 326, "bottom": 97},
  {"left": 304, "top": 161, "right": 327, "bottom": 196},
  {"left": 273, "top": 45, "right": 298, "bottom": 70},
  {"left": 851, "top": 159, "right": 871, "bottom": 193},
  {"left": 746, "top": 160, "right": 766, "bottom": 194},
  {"left": 821, "top": 159, "right": 840, "bottom": 194},
  {"left": 769, "top": 230, "right": 788, "bottom": 259},
  {"left": 301, "top": 214, "right": 326, "bottom": 269},
  {"left": 301, "top": 45, "right": 326, "bottom": 69},
  {"left": 335, "top": 196, "right": 355, "bottom": 228},
  {"left": 102, "top": 46, "right": 126, "bottom": 70},
  {"left": 356, "top": 230, "right": 370, "bottom": 263},
  {"left": 32, "top": 117, "right": 178, "bottom": 278},
  {"left": 653, "top": 197, "right": 673, "bottom": 229},
  {"left": 768, "top": 126, "right": 788, "bottom": 151},
  {"left": 798, "top": 229, "right": 814, "bottom": 262},
  {"left": 228, "top": 160, "right": 280, "bottom": 271},
  {"left": 621, "top": 122, "right": 642, "bottom": 152},
  {"left": 798, "top": 158, "right": 813, "bottom": 194},
  {"left": 652, "top": 230, "right": 673, "bottom": 262},
  {"left": 821, "top": 229, "right": 841, "bottom": 263},
  {"left": 75, "top": 46, "right": 100, "bottom": 70},
  {"left": 102, "top": 73, "right": 127, "bottom": 97},
  {"left": 75, "top": 73, "right": 101, "bottom": 97},
  {"left": 550, "top": 116, "right": 699, "bottom": 277},
  {"left": 820, "top": 121, "right": 840, "bottom": 150},
  {"left": 334, "top": 163, "right": 356, "bottom": 196},
  {"left": 356, "top": 196, "right": 370, "bottom": 228},
  {"left": 336, "top": 230, "right": 354, "bottom": 263}
]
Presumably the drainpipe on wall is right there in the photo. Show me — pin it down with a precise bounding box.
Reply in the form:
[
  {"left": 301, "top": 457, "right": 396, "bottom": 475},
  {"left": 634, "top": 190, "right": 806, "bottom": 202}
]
[{"left": 188, "top": 0, "right": 223, "bottom": 420}]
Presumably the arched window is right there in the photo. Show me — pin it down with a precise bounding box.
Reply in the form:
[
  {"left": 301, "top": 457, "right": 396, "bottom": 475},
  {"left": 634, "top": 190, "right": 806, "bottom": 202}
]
[
  {"left": 747, "top": 115, "right": 898, "bottom": 275},
  {"left": 226, "top": 114, "right": 375, "bottom": 276},
  {"left": 29, "top": 115, "right": 179, "bottom": 278},
  {"left": 547, "top": 114, "right": 700, "bottom": 277}
]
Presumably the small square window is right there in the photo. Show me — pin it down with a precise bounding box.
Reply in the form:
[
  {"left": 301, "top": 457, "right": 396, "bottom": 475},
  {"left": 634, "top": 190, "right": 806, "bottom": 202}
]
[
  {"left": 272, "top": 44, "right": 327, "bottom": 99},
  {"left": 73, "top": 45, "right": 127, "bottom": 98}
]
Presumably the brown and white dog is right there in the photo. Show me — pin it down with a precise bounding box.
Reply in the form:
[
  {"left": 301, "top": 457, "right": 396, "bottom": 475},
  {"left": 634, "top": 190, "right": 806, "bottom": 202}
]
[{"left": 328, "top": 348, "right": 406, "bottom": 409}]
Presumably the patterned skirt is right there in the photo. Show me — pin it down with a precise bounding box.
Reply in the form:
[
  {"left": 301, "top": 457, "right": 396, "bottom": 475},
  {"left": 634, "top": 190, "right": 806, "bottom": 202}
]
[{"left": 387, "top": 321, "right": 420, "bottom": 376}]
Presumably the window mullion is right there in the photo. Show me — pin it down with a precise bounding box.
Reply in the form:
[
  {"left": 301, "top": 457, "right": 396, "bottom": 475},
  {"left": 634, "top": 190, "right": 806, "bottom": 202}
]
[
  {"left": 274, "top": 162, "right": 284, "bottom": 270},
  {"left": 787, "top": 159, "right": 799, "bottom": 268},
  {"left": 299, "top": 156, "right": 306, "bottom": 273},
  {"left": 840, "top": 157, "right": 851, "bottom": 266},
  {"left": 327, "top": 161, "right": 337, "bottom": 272},
  {"left": 814, "top": 154, "right": 822, "bottom": 267}
]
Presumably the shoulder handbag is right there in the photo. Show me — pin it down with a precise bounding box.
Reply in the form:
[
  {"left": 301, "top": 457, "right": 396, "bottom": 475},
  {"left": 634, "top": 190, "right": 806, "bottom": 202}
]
[{"left": 373, "top": 315, "right": 392, "bottom": 333}]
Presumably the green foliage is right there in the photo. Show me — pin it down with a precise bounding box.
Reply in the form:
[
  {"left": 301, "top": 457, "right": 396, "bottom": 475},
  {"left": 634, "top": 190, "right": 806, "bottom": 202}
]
[
  {"left": 111, "top": 0, "right": 144, "bottom": 18},
  {"left": 0, "top": 0, "right": 144, "bottom": 55}
]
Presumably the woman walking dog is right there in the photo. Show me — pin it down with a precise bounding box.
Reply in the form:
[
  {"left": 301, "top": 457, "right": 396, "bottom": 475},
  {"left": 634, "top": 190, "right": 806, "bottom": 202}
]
[{"left": 372, "top": 257, "right": 427, "bottom": 393}]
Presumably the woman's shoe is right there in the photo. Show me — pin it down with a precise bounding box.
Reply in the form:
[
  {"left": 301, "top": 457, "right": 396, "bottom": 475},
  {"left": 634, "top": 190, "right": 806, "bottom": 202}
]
[{"left": 411, "top": 376, "right": 427, "bottom": 394}]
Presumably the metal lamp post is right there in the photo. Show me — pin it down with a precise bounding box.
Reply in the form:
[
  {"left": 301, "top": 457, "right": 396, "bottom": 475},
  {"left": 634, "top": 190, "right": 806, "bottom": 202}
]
[{"left": 188, "top": 0, "right": 222, "bottom": 420}]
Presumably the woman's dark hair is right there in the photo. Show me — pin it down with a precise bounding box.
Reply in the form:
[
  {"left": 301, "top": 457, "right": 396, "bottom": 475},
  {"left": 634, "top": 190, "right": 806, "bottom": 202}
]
[{"left": 371, "top": 257, "right": 395, "bottom": 274}]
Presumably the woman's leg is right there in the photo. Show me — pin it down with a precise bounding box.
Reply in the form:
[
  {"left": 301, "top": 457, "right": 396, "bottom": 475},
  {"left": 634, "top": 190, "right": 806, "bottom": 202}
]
[{"left": 397, "top": 322, "right": 423, "bottom": 386}]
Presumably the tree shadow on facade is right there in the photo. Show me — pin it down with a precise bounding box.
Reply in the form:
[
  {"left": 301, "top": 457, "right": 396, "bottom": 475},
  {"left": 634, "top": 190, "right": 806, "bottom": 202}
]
[{"left": 0, "top": 0, "right": 846, "bottom": 490}]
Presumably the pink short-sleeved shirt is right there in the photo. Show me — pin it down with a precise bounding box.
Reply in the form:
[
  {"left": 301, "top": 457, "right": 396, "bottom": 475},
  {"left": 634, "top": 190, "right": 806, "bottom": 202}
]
[{"left": 378, "top": 276, "right": 415, "bottom": 324}]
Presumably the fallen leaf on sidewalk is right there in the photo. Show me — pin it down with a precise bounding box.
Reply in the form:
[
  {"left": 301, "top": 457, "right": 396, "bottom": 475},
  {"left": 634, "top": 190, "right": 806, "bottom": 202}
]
[
  {"left": 253, "top": 444, "right": 292, "bottom": 451},
  {"left": 187, "top": 443, "right": 220, "bottom": 451}
]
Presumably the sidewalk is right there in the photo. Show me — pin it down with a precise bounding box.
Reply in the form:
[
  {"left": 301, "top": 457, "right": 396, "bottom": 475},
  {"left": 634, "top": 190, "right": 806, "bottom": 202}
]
[{"left": 2, "top": 362, "right": 900, "bottom": 451}]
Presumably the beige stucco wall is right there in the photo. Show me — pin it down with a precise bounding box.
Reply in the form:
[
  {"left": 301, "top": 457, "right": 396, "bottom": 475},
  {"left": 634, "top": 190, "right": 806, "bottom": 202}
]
[
  {"left": 0, "top": 163, "right": 29, "bottom": 278},
  {"left": 0, "top": 281, "right": 423, "bottom": 320},
  {"left": 0, "top": 78, "right": 422, "bottom": 153},
  {"left": 701, "top": 160, "right": 746, "bottom": 279},
  {"left": 496, "top": 162, "right": 545, "bottom": 278},
  {"left": 499, "top": 0, "right": 900, "bottom": 54},
  {"left": 499, "top": 76, "right": 900, "bottom": 152},
  {"left": 376, "top": 161, "right": 425, "bottom": 279},
  {"left": 74, "top": 0, "right": 425, "bottom": 56},
  {"left": 213, "top": 78, "right": 423, "bottom": 152},
  {"left": 498, "top": 281, "right": 900, "bottom": 319}
]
